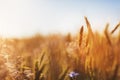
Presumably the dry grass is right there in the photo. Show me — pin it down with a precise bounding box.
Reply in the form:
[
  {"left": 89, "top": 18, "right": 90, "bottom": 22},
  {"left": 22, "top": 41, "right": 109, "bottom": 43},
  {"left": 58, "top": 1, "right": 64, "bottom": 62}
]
[{"left": 0, "top": 17, "right": 120, "bottom": 80}]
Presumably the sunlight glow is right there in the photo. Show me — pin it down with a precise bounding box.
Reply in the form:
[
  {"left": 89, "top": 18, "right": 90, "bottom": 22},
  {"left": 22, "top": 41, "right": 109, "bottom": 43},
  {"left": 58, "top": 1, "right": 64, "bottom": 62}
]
[{"left": 0, "top": 0, "right": 120, "bottom": 37}]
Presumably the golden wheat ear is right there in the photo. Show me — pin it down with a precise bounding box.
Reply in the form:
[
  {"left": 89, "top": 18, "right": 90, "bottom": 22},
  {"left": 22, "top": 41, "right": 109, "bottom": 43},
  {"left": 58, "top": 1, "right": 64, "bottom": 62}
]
[
  {"left": 104, "top": 23, "right": 112, "bottom": 46},
  {"left": 104, "top": 23, "right": 109, "bottom": 33},
  {"left": 84, "top": 16, "right": 93, "bottom": 38},
  {"left": 111, "top": 22, "right": 120, "bottom": 34},
  {"left": 79, "top": 26, "right": 84, "bottom": 47},
  {"left": 35, "top": 50, "right": 46, "bottom": 80}
]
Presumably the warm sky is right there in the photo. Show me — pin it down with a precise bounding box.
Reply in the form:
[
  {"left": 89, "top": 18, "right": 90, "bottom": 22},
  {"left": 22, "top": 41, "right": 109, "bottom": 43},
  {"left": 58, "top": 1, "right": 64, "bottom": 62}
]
[{"left": 0, "top": 0, "right": 120, "bottom": 37}]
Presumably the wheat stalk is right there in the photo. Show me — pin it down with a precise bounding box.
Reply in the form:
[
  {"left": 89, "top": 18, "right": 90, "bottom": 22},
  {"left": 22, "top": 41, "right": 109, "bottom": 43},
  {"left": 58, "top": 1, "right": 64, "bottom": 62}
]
[
  {"left": 79, "top": 26, "right": 84, "bottom": 47},
  {"left": 35, "top": 50, "right": 46, "bottom": 80},
  {"left": 59, "top": 67, "right": 69, "bottom": 80},
  {"left": 84, "top": 16, "right": 93, "bottom": 38},
  {"left": 111, "top": 22, "right": 120, "bottom": 34},
  {"left": 104, "top": 23, "right": 112, "bottom": 46}
]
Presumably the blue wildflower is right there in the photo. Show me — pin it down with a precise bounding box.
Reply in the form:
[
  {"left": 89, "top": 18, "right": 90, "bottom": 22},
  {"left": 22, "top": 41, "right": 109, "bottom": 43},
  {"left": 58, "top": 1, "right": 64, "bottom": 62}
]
[{"left": 68, "top": 71, "right": 79, "bottom": 78}]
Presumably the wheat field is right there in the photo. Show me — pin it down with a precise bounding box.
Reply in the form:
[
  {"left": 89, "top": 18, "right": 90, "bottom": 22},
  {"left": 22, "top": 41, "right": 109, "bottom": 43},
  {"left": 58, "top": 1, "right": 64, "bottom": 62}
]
[{"left": 0, "top": 17, "right": 120, "bottom": 80}]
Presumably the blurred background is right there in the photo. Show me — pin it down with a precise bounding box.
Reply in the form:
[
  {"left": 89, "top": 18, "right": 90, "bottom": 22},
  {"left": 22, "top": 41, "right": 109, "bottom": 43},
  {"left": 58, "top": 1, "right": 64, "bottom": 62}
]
[{"left": 0, "top": 0, "right": 120, "bottom": 37}]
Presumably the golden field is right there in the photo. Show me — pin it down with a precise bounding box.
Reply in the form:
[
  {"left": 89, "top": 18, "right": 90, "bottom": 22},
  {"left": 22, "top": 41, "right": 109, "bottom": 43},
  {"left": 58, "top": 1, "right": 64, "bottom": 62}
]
[{"left": 0, "top": 17, "right": 120, "bottom": 80}]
